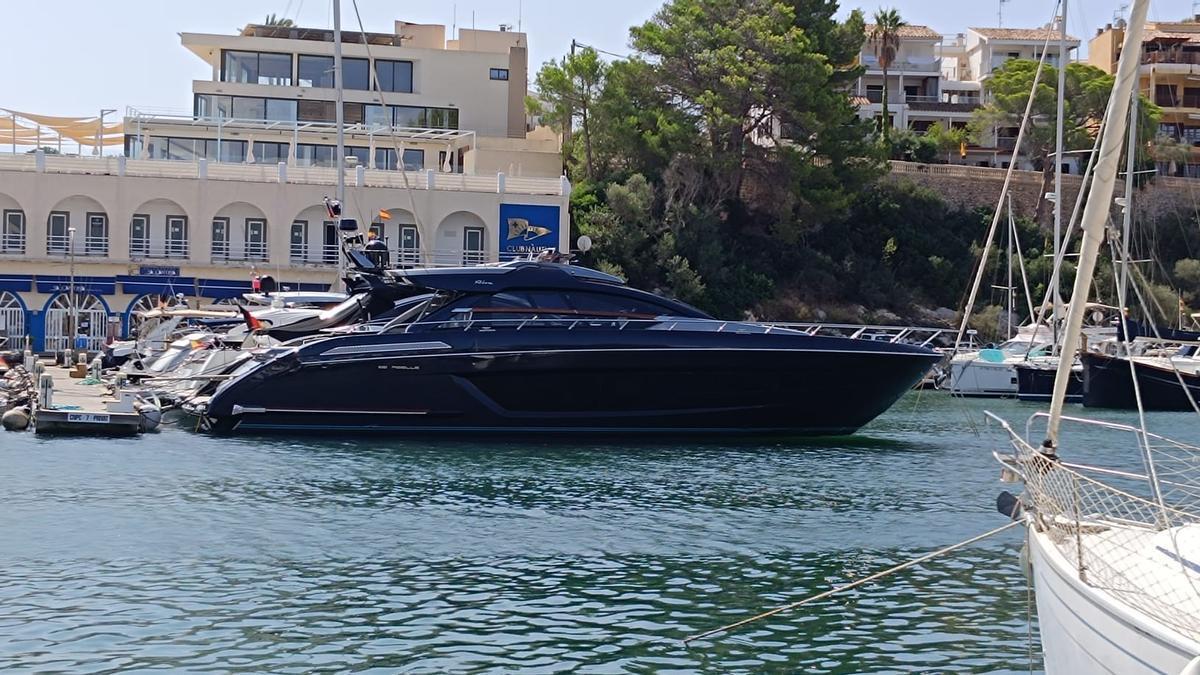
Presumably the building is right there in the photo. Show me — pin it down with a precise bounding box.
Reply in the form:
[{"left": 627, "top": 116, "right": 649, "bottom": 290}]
[
  {"left": 0, "top": 20, "right": 570, "bottom": 352},
  {"left": 1090, "top": 17, "right": 1200, "bottom": 177}
]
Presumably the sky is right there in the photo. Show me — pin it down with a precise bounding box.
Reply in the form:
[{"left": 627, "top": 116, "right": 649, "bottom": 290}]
[{"left": 1, "top": 0, "right": 1199, "bottom": 118}]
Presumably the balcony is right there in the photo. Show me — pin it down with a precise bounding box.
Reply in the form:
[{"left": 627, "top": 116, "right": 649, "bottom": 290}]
[
  {"left": 860, "top": 56, "right": 941, "bottom": 73},
  {"left": 47, "top": 235, "right": 108, "bottom": 257},
  {"left": 0, "top": 232, "right": 24, "bottom": 254},
  {"left": 289, "top": 242, "right": 341, "bottom": 266},
  {"left": 129, "top": 238, "right": 190, "bottom": 260},
  {"left": 1143, "top": 51, "right": 1200, "bottom": 66},
  {"left": 211, "top": 241, "right": 268, "bottom": 263}
]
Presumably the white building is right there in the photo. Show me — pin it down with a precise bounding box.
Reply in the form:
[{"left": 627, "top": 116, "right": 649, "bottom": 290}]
[{"left": 0, "top": 20, "right": 570, "bottom": 352}]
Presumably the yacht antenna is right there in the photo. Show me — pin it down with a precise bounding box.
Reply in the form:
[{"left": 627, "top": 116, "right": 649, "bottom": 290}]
[{"left": 334, "top": 0, "right": 347, "bottom": 286}]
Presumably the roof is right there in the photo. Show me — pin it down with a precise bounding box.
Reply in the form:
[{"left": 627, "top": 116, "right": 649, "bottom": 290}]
[
  {"left": 864, "top": 24, "right": 942, "bottom": 40},
  {"left": 1145, "top": 30, "right": 1200, "bottom": 43},
  {"left": 970, "top": 27, "right": 1081, "bottom": 43}
]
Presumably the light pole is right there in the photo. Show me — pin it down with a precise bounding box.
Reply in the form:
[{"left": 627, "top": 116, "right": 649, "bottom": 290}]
[
  {"left": 95, "top": 108, "right": 116, "bottom": 156},
  {"left": 68, "top": 227, "right": 78, "bottom": 348}
]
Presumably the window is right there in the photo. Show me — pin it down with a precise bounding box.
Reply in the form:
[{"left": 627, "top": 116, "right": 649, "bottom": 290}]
[
  {"left": 343, "top": 102, "right": 364, "bottom": 125},
  {"left": 427, "top": 108, "right": 458, "bottom": 130},
  {"left": 489, "top": 68, "right": 509, "bottom": 81},
  {"left": 375, "top": 60, "right": 414, "bottom": 92},
  {"left": 253, "top": 141, "right": 289, "bottom": 164},
  {"left": 290, "top": 221, "right": 307, "bottom": 261},
  {"left": 246, "top": 218, "right": 268, "bottom": 261},
  {"left": 1185, "top": 87, "right": 1200, "bottom": 108},
  {"left": 1156, "top": 84, "right": 1177, "bottom": 107},
  {"left": 223, "top": 51, "right": 292, "bottom": 85},
  {"left": 211, "top": 218, "right": 230, "bottom": 259},
  {"left": 342, "top": 57, "right": 370, "bottom": 90},
  {"left": 563, "top": 291, "right": 672, "bottom": 317},
  {"left": 195, "top": 94, "right": 233, "bottom": 119},
  {"left": 48, "top": 212, "right": 68, "bottom": 254},
  {"left": 167, "top": 138, "right": 198, "bottom": 162},
  {"left": 201, "top": 139, "right": 246, "bottom": 163},
  {"left": 2, "top": 210, "right": 25, "bottom": 253},
  {"left": 232, "top": 97, "right": 266, "bottom": 120},
  {"left": 85, "top": 213, "right": 108, "bottom": 255},
  {"left": 394, "top": 105, "right": 426, "bottom": 128},
  {"left": 463, "top": 227, "right": 485, "bottom": 265},
  {"left": 298, "top": 99, "right": 336, "bottom": 122},
  {"left": 1006, "top": 51, "right": 1020, "bottom": 59},
  {"left": 265, "top": 99, "right": 297, "bottom": 122},
  {"left": 298, "top": 55, "right": 335, "bottom": 88},
  {"left": 399, "top": 225, "right": 420, "bottom": 267},
  {"left": 365, "top": 104, "right": 392, "bottom": 127},
  {"left": 865, "top": 84, "right": 883, "bottom": 103},
  {"left": 402, "top": 148, "right": 424, "bottom": 170},
  {"left": 296, "top": 144, "right": 335, "bottom": 167},
  {"left": 130, "top": 214, "right": 150, "bottom": 257},
  {"left": 166, "top": 216, "right": 188, "bottom": 258}
]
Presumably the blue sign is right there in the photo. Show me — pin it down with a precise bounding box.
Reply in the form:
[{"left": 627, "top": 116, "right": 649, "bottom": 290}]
[
  {"left": 138, "top": 265, "right": 180, "bottom": 277},
  {"left": 498, "top": 204, "right": 561, "bottom": 258}
]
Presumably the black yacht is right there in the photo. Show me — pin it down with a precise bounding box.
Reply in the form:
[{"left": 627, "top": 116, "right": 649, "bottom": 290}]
[{"left": 196, "top": 259, "right": 940, "bottom": 436}]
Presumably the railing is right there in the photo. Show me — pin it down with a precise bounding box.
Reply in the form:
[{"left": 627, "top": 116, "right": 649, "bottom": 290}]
[
  {"left": 0, "top": 153, "right": 570, "bottom": 197},
  {"left": 1143, "top": 51, "right": 1200, "bottom": 66},
  {"left": 46, "top": 235, "right": 109, "bottom": 256},
  {"left": 904, "top": 94, "right": 941, "bottom": 103},
  {"left": 289, "top": 243, "right": 341, "bottom": 266},
  {"left": 860, "top": 57, "right": 941, "bottom": 72},
  {"left": 211, "top": 242, "right": 268, "bottom": 263},
  {"left": 0, "top": 233, "right": 24, "bottom": 253},
  {"left": 129, "top": 237, "right": 189, "bottom": 260}
]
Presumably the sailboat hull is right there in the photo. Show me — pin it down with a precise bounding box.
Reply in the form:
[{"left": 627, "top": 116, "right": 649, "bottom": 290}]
[
  {"left": 1028, "top": 527, "right": 1198, "bottom": 675},
  {"left": 1015, "top": 361, "right": 1083, "bottom": 403},
  {"left": 1081, "top": 352, "right": 1200, "bottom": 411}
]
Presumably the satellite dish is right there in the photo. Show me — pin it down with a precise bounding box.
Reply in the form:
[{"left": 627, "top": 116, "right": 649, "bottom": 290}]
[{"left": 577, "top": 235, "right": 593, "bottom": 252}]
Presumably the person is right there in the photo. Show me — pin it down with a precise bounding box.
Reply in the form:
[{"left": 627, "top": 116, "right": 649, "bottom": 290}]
[{"left": 364, "top": 230, "right": 390, "bottom": 268}]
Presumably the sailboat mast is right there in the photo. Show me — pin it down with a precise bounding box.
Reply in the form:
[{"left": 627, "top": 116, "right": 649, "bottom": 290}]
[
  {"left": 1007, "top": 193, "right": 1015, "bottom": 341},
  {"left": 1052, "top": 0, "right": 1067, "bottom": 353},
  {"left": 1119, "top": 85, "right": 1139, "bottom": 317},
  {"left": 333, "top": 0, "right": 347, "bottom": 283},
  {"left": 1046, "top": 0, "right": 1149, "bottom": 446}
]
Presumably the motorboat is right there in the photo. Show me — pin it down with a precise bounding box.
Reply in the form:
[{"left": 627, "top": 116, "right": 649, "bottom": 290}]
[
  {"left": 948, "top": 326, "right": 1054, "bottom": 397},
  {"left": 1014, "top": 356, "right": 1083, "bottom": 403},
  {"left": 193, "top": 260, "right": 940, "bottom": 436}
]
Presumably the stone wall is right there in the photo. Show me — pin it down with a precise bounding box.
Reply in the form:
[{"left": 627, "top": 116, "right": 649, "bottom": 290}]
[{"left": 884, "top": 161, "right": 1199, "bottom": 224}]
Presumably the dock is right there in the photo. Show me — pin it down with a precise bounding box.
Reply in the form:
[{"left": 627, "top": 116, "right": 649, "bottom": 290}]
[{"left": 34, "top": 365, "right": 144, "bottom": 436}]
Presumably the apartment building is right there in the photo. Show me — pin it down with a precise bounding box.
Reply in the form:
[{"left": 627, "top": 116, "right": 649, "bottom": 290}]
[
  {"left": 1091, "top": 17, "right": 1200, "bottom": 177},
  {"left": 0, "top": 20, "right": 570, "bottom": 352}
]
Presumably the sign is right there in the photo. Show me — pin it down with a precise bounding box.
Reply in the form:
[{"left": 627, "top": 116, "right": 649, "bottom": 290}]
[
  {"left": 66, "top": 412, "right": 111, "bottom": 424},
  {"left": 498, "top": 204, "right": 561, "bottom": 258},
  {"left": 138, "top": 265, "right": 180, "bottom": 277}
]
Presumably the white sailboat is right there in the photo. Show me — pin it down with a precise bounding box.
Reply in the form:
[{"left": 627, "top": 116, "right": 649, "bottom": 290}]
[{"left": 992, "top": 0, "right": 1200, "bottom": 671}]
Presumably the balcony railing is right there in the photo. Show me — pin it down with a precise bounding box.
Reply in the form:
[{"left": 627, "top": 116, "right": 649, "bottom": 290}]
[
  {"left": 129, "top": 237, "right": 189, "bottom": 260},
  {"left": 0, "top": 233, "right": 24, "bottom": 254},
  {"left": 289, "top": 243, "right": 341, "bottom": 266},
  {"left": 1143, "top": 51, "right": 1200, "bottom": 66},
  {"left": 211, "top": 241, "right": 268, "bottom": 263},
  {"left": 47, "top": 235, "right": 109, "bottom": 256},
  {"left": 860, "top": 56, "right": 940, "bottom": 72}
]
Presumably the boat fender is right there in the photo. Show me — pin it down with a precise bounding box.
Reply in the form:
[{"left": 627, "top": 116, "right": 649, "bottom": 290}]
[
  {"left": 1181, "top": 656, "right": 1200, "bottom": 675},
  {"left": 2, "top": 405, "right": 31, "bottom": 431},
  {"left": 1018, "top": 542, "right": 1032, "bottom": 580},
  {"left": 996, "top": 491, "right": 1024, "bottom": 520},
  {"left": 136, "top": 402, "right": 163, "bottom": 433}
]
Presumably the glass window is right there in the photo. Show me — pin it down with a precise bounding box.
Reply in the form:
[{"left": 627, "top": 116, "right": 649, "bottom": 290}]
[
  {"left": 296, "top": 144, "right": 336, "bottom": 167},
  {"left": 245, "top": 218, "right": 267, "bottom": 261},
  {"left": 374, "top": 148, "right": 397, "bottom": 170},
  {"left": 346, "top": 147, "right": 370, "bottom": 167},
  {"left": 257, "top": 53, "right": 292, "bottom": 85},
  {"left": 254, "top": 141, "right": 289, "bottom": 164},
  {"left": 166, "top": 138, "right": 198, "bottom": 161},
  {"left": 298, "top": 99, "right": 335, "bottom": 122},
  {"left": 201, "top": 139, "right": 246, "bottom": 163},
  {"left": 130, "top": 215, "right": 149, "bottom": 256},
  {"left": 290, "top": 220, "right": 307, "bottom": 260},
  {"left": 298, "top": 55, "right": 335, "bottom": 88},
  {"left": 2, "top": 210, "right": 24, "bottom": 253},
  {"left": 166, "top": 216, "right": 188, "bottom": 257},
  {"left": 232, "top": 97, "right": 266, "bottom": 120},
  {"left": 195, "top": 94, "right": 233, "bottom": 118},
  {"left": 365, "top": 105, "right": 391, "bottom": 128},
  {"left": 265, "top": 99, "right": 297, "bottom": 121},
  {"left": 223, "top": 50, "right": 259, "bottom": 83},
  {"left": 402, "top": 148, "right": 424, "bottom": 170},
  {"left": 342, "top": 57, "right": 370, "bottom": 90},
  {"left": 343, "top": 102, "right": 364, "bottom": 125},
  {"left": 394, "top": 106, "right": 426, "bottom": 128},
  {"left": 563, "top": 291, "right": 670, "bottom": 317},
  {"left": 376, "top": 59, "right": 413, "bottom": 92},
  {"left": 489, "top": 68, "right": 509, "bottom": 81}
]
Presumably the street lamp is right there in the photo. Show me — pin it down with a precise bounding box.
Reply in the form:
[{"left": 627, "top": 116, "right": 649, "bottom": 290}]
[
  {"left": 68, "top": 227, "right": 77, "bottom": 347},
  {"left": 94, "top": 108, "right": 117, "bottom": 156}
]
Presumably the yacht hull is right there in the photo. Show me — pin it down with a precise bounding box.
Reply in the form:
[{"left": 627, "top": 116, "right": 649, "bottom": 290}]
[
  {"left": 949, "top": 359, "right": 1019, "bottom": 397},
  {"left": 1028, "top": 527, "right": 1198, "bottom": 675},
  {"left": 1015, "top": 362, "right": 1083, "bottom": 403},
  {"left": 203, "top": 337, "right": 937, "bottom": 436},
  {"left": 1081, "top": 352, "right": 1200, "bottom": 411}
]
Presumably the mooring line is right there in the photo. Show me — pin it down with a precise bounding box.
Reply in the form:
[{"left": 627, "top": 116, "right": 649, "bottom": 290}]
[{"left": 681, "top": 520, "right": 1022, "bottom": 645}]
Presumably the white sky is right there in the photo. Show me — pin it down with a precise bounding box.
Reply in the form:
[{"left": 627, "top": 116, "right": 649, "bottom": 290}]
[{"left": 0, "top": 0, "right": 1196, "bottom": 117}]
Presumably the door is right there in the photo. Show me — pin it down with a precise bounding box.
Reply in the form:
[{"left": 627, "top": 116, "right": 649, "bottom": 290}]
[
  {"left": 45, "top": 293, "right": 107, "bottom": 352},
  {"left": 130, "top": 214, "right": 149, "bottom": 258},
  {"left": 399, "top": 225, "right": 419, "bottom": 267},
  {"left": 463, "top": 227, "right": 485, "bottom": 265},
  {"left": 2, "top": 210, "right": 25, "bottom": 253},
  {"left": 323, "top": 221, "right": 339, "bottom": 264},
  {"left": 166, "top": 216, "right": 188, "bottom": 258},
  {"left": 212, "top": 218, "right": 230, "bottom": 259},
  {"left": 86, "top": 213, "right": 108, "bottom": 255},
  {"left": 246, "top": 218, "right": 267, "bottom": 261},
  {"left": 290, "top": 220, "right": 307, "bottom": 262},
  {"left": 0, "top": 291, "right": 24, "bottom": 349},
  {"left": 48, "top": 211, "right": 69, "bottom": 253}
]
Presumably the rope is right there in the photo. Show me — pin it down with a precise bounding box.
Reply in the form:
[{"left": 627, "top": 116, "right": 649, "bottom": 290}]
[{"left": 681, "top": 520, "right": 1022, "bottom": 645}]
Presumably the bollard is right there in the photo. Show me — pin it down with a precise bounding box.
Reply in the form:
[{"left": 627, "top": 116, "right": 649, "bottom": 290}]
[
  {"left": 23, "top": 349, "right": 34, "bottom": 371},
  {"left": 33, "top": 360, "right": 45, "bottom": 376},
  {"left": 89, "top": 357, "right": 102, "bottom": 380},
  {"left": 38, "top": 373, "right": 53, "bottom": 409},
  {"left": 61, "top": 349, "right": 73, "bottom": 367},
  {"left": 76, "top": 351, "right": 88, "bottom": 366}
]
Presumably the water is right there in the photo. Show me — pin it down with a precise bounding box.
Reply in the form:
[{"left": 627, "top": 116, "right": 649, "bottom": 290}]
[{"left": 1, "top": 393, "right": 1192, "bottom": 673}]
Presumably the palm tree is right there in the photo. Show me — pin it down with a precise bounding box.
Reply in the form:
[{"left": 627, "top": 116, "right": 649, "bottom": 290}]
[
  {"left": 869, "top": 8, "right": 906, "bottom": 144},
  {"left": 264, "top": 13, "right": 294, "bottom": 27}
]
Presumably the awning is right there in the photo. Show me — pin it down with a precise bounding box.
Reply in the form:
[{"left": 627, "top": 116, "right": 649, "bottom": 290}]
[{"left": 1, "top": 109, "right": 125, "bottom": 148}]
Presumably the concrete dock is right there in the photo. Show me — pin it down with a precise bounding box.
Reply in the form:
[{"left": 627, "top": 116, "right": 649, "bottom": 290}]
[{"left": 34, "top": 365, "right": 143, "bottom": 436}]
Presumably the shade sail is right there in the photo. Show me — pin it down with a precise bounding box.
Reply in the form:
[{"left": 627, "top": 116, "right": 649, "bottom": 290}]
[{"left": 1, "top": 109, "right": 125, "bottom": 147}]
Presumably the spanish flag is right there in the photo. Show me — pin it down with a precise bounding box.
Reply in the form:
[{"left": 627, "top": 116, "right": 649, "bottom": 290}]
[
  {"left": 378, "top": 209, "right": 392, "bottom": 220},
  {"left": 238, "top": 304, "right": 264, "bottom": 332}
]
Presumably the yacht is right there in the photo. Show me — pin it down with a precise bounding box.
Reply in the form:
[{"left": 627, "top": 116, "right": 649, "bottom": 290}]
[
  {"left": 1082, "top": 346, "right": 1200, "bottom": 410},
  {"left": 948, "top": 326, "right": 1053, "bottom": 397},
  {"left": 193, "top": 261, "right": 940, "bottom": 436}
]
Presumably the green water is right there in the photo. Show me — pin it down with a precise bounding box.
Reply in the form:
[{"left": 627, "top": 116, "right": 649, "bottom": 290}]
[{"left": 1, "top": 392, "right": 1192, "bottom": 673}]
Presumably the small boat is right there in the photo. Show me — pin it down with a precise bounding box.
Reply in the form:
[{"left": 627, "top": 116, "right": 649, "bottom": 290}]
[
  {"left": 193, "top": 260, "right": 940, "bottom": 436},
  {"left": 948, "top": 327, "right": 1053, "bottom": 398},
  {"left": 1014, "top": 356, "right": 1083, "bottom": 402},
  {"left": 1081, "top": 347, "right": 1200, "bottom": 411}
]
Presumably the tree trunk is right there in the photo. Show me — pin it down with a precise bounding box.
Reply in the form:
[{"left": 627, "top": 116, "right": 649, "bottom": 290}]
[
  {"left": 1035, "top": 152, "right": 1054, "bottom": 230},
  {"left": 880, "top": 65, "right": 889, "bottom": 144},
  {"left": 581, "top": 104, "right": 594, "bottom": 180}
]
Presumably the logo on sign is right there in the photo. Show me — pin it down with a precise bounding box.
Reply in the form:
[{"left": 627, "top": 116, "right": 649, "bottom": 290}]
[
  {"left": 138, "top": 265, "right": 180, "bottom": 277},
  {"left": 498, "top": 204, "right": 560, "bottom": 256}
]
